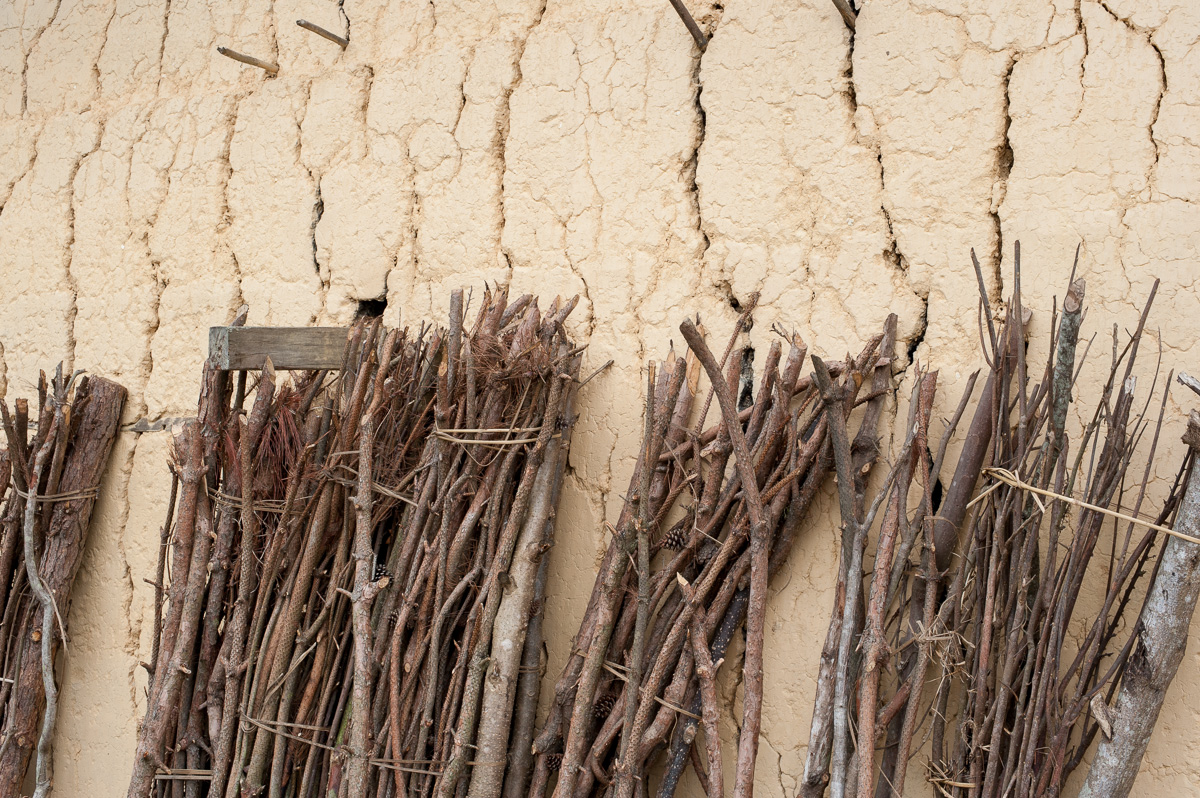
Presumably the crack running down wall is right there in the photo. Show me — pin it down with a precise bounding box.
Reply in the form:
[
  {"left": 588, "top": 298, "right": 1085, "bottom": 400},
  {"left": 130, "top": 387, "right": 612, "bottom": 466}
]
[{"left": 1, "top": 0, "right": 1198, "bottom": 794}]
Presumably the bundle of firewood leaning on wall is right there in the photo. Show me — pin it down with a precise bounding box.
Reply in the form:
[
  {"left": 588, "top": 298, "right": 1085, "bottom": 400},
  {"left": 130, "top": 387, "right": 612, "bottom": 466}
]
[
  {"left": 121, "top": 266, "right": 1200, "bottom": 798},
  {"left": 800, "top": 246, "right": 1200, "bottom": 798},
  {"left": 125, "top": 290, "right": 583, "bottom": 798},
  {"left": 0, "top": 368, "right": 127, "bottom": 798},
  {"left": 531, "top": 300, "right": 902, "bottom": 798}
]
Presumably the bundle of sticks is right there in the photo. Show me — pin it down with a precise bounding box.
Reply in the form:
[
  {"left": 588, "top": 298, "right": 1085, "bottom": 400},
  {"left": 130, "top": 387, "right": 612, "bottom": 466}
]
[
  {"left": 0, "top": 367, "right": 127, "bottom": 798},
  {"left": 531, "top": 303, "right": 900, "bottom": 798},
  {"left": 125, "top": 290, "right": 582, "bottom": 798},
  {"left": 802, "top": 248, "right": 1194, "bottom": 798}
]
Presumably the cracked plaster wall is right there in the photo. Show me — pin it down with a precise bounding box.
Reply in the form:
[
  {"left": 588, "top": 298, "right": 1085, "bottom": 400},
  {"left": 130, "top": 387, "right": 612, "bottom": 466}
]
[{"left": 0, "top": 0, "right": 1198, "bottom": 794}]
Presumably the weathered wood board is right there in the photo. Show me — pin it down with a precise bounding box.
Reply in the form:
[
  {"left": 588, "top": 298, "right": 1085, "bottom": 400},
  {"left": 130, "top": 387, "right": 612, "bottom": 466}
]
[{"left": 209, "top": 326, "right": 348, "bottom": 370}]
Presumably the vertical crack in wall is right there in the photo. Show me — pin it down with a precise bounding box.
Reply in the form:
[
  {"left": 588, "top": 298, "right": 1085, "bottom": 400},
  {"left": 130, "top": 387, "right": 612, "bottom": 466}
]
[
  {"left": 689, "top": 20, "right": 711, "bottom": 296},
  {"left": 451, "top": 51, "right": 471, "bottom": 142},
  {"left": 844, "top": 8, "right": 928, "bottom": 363},
  {"left": 401, "top": 147, "right": 421, "bottom": 309},
  {"left": 295, "top": 77, "right": 327, "bottom": 322},
  {"left": 1146, "top": 38, "right": 1165, "bottom": 176},
  {"left": 155, "top": 0, "right": 172, "bottom": 95},
  {"left": 138, "top": 114, "right": 178, "bottom": 411},
  {"left": 94, "top": 0, "right": 120, "bottom": 104},
  {"left": 220, "top": 98, "right": 248, "bottom": 310},
  {"left": 0, "top": 138, "right": 39, "bottom": 220},
  {"left": 568, "top": 103, "right": 599, "bottom": 343},
  {"left": 1074, "top": 0, "right": 1088, "bottom": 122},
  {"left": 266, "top": 0, "right": 280, "bottom": 63},
  {"left": 877, "top": 156, "right": 905, "bottom": 271},
  {"left": 64, "top": 126, "right": 106, "bottom": 375},
  {"left": 312, "top": 179, "right": 326, "bottom": 296},
  {"left": 1097, "top": 0, "right": 1165, "bottom": 176},
  {"left": 114, "top": 435, "right": 143, "bottom": 714},
  {"left": 144, "top": 258, "right": 165, "bottom": 408},
  {"left": 990, "top": 56, "right": 1015, "bottom": 304},
  {"left": 498, "top": 0, "right": 551, "bottom": 292},
  {"left": 19, "top": 0, "right": 64, "bottom": 114}
]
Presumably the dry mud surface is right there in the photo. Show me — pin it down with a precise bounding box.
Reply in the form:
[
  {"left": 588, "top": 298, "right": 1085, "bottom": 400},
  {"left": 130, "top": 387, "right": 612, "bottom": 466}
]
[{"left": 1, "top": 0, "right": 1198, "bottom": 794}]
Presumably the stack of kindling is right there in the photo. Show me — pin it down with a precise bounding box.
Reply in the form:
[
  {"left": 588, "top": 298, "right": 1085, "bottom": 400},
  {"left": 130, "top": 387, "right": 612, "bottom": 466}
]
[
  {"left": 801, "top": 251, "right": 1198, "bottom": 798},
  {"left": 125, "top": 290, "right": 581, "bottom": 798},
  {"left": 531, "top": 303, "right": 900, "bottom": 798}
]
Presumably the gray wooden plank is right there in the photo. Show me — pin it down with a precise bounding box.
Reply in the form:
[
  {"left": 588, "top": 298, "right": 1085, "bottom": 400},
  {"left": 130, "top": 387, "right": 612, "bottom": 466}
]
[{"left": 209, "top": 326, "right": 348, "bottom": 370}]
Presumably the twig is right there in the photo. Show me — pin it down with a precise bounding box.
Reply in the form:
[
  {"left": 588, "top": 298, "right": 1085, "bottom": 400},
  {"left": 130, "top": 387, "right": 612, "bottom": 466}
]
[
  {"left": 216, "top": 46, "right": 279, "bottom": 75},
  {"left": 679, "top": 319, "right": 768, "bottom": 798},
  {"left": 831, "top": 0, "right": 856, "bottom": 30},
  {"left": 22, "top": 419, "right": 58, "bottom": 798},
  {"left": 666, "top": 0, "right": 709, "bottom": 50},
  {"left": 296, "top": 19, "right": 348, "bottom": 47}
]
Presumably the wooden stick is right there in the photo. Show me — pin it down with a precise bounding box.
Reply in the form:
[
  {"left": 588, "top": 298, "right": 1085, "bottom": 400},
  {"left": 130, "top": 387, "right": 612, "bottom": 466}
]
[
  {"left": 296, "top": 19, "right": 349, "bottom": 47},
  {"left": 204, "top": 362, "right": 275, "bottom": 798},
  {"left": 345, "top": 341, "right": 383, "bottom": 798},
  {"left": 21, "top": 410, "right": 59, "bottom": 798},
  {"left": 679, "top": 319, "right": 768, "bottom": 798},
  {"left": 1077, "top": 424, "right": 1200, "bottom": 797},
  {"left": 831, "top": 0, "right": 857, "bottom": 30},
  {"left": 666, "top": 0, "right": 709, "bottom": 50},
  {"left": 682, "top": 577, "right": 723, "bottom": 798},
  {"left": 613, "top": 365, "right": 658, "bottom": 798},
  {"left": 216, "top": 47, "right": 279, "bottom": 75},
  {"left": 854, "top": 374, "right": 930, "bottom": 797},
  {"left": 470, "top": 377, "right": 574, "bottom": 798}
]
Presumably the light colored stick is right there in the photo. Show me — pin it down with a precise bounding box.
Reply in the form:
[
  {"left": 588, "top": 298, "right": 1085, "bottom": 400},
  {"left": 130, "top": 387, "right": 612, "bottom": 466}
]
[
  {"left": 296, "top": 19, "right": 348, "bottom": 48},
  {"left": 216, "top": 47, "right": 279, "bottom": 75}
]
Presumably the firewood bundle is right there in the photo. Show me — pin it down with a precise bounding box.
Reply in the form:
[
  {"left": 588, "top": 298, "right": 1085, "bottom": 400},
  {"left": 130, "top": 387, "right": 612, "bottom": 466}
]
[
  {"left": 0, "top": 368, "right": 127, "bottom": 798},
  {"left": 530, "top": 304, "right": 900, "bottom": 798},
  {"left": 125, "top": 290, "right": 582, "bottom": 798},
  {"left": 803, "top": 249, "right": 1195, "bottom": 798}
]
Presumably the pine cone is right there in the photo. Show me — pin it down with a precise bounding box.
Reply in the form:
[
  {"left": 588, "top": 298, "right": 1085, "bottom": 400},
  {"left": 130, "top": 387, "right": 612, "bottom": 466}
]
[
  {"left": 594, "top": 693, "right": 617, "bottom": 720},
  {"left": 373, "top": 562, "right": 391, "bottom": 582},
  {"left": 661, "top": 524, "right": 688, "bottom": 551},
  {"left": 546, "top": 753, "right": 563, "bottom": 772}
]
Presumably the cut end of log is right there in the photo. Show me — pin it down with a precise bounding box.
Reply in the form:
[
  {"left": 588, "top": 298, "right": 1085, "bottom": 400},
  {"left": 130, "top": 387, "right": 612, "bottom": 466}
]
[
  {"left": 1064, "top": 279, "right": 1087, "bottom": 314},
  {"left": 1184, "top": 410, "right": 1200, "bottom": 451}
]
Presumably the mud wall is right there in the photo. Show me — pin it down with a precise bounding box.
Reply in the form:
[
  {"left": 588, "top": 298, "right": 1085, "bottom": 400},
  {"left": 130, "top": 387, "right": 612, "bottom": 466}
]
[{"left": 1, "top": 0, "right": 1198, "bottom": 794}]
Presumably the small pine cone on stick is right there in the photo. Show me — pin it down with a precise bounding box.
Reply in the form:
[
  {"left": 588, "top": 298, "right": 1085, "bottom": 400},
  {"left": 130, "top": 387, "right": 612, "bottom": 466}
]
[
  {"left": 660, "top": 521, "right": 688, "bottom": 551},
  {"left": 594, "top": 693, "right": 617, "bottom": 720}
]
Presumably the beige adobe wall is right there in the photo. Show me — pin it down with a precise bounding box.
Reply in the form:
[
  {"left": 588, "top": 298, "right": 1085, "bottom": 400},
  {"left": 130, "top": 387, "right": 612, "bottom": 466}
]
[{"left": 0, "top": 0, "right": 1198, "bottom": 794}]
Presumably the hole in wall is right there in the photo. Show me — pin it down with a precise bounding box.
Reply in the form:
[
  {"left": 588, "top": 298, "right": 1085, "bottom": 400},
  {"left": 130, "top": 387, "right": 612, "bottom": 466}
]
[{"left": 356, "top": 298, "right": 388, "bottom": 319}]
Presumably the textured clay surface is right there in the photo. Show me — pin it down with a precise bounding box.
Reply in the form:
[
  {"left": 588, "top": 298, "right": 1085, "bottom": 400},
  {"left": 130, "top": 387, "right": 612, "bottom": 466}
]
[{"left": 0, "top": 0, "right": 1198, "bottom": 794}]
